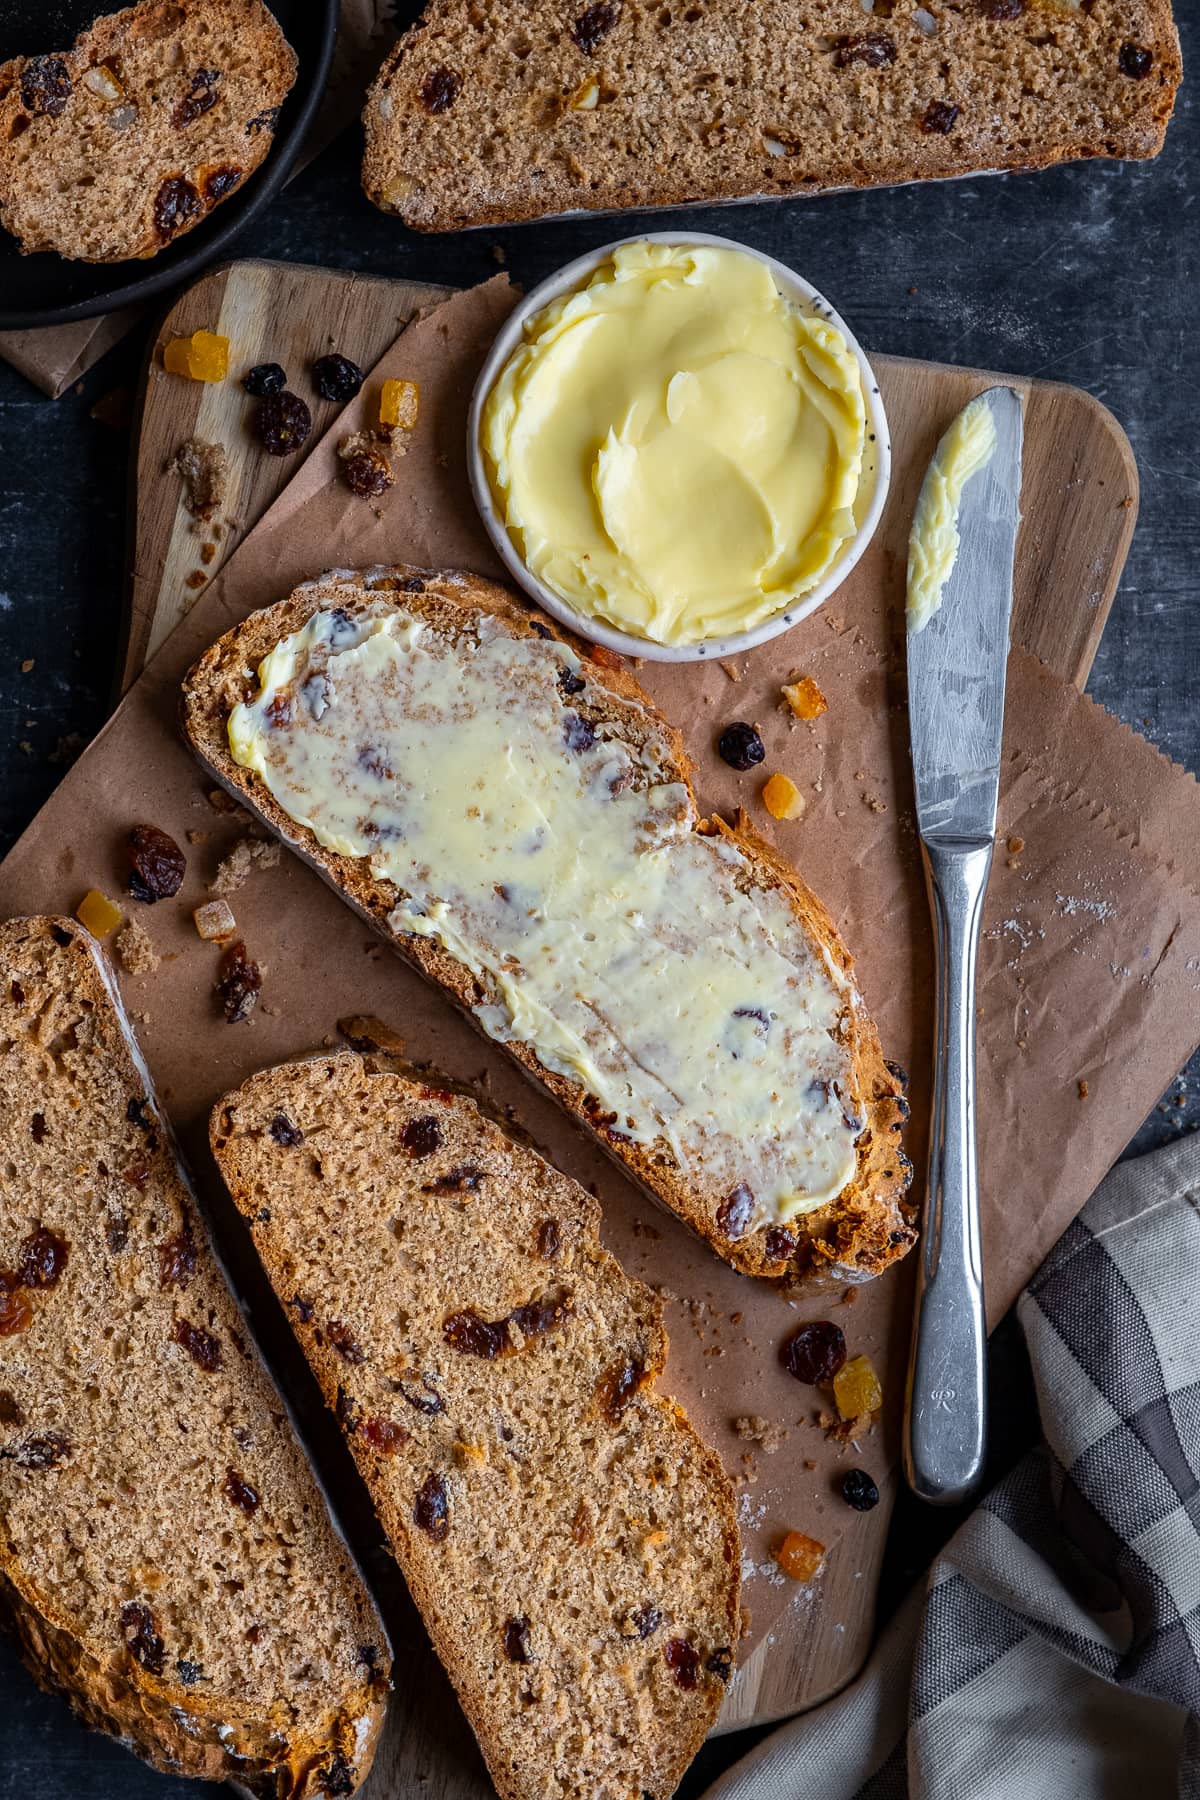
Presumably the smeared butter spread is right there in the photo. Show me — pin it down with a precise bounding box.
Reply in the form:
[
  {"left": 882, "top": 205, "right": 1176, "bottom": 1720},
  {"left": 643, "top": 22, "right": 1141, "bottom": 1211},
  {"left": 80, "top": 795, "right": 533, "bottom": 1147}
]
[
  {"left": 906, "top": 394, "right": 998, "bottom": 634},
  {"left": 481, "top": 241, "right": 869, "bottom": 647},
  {"left": 227, "top": 604, "right": 861, "bottom": 1224}
]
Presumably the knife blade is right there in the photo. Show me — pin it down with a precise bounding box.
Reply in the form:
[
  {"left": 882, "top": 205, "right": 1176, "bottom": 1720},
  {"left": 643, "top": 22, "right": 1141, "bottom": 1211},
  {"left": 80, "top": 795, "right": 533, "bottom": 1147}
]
[{"left": 901, "top": 385, "right": 1024, "bottom": 1507}]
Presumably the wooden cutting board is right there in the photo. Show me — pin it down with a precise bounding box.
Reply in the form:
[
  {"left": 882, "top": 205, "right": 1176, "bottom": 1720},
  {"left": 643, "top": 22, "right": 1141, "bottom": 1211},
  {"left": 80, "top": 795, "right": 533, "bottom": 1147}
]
[{"left": 112, "top": 260, "right": 1137, "bottom": 1785}]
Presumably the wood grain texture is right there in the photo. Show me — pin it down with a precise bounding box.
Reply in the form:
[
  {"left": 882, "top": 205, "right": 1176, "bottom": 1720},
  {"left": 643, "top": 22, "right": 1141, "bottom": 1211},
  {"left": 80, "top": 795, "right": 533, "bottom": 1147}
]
[{"left": 114, "top": 259, "right": 1139, "bottom": 1779}]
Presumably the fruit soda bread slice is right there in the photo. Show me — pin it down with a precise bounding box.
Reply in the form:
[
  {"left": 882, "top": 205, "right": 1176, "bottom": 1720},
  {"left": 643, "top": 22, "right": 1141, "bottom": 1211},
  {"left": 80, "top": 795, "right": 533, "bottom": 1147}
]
[
  {"left": 181, "top": 566, "right": 914, "bottom": 1288},
  {"left": 0, "top": 917, "right": 388, "bottom": 1796},
  {"left": 0, "top": 0, "right": 296, "bottom": 262},
  {"left": 361, "top": 0, "right": 1181, "bottom": 230},
  {"left": 211, "top": 1053, "right": 742, "bottom": 1800}
]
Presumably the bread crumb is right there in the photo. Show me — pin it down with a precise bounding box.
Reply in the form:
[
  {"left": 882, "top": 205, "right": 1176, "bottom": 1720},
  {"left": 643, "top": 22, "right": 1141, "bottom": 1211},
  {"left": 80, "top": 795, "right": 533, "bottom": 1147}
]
[
  {"left": 116, "top": 917, "right": 159, "bottom": 975},
  {"left": 207, "top": 786, "right": 245, "bottom": 815},
  {"left": 171, "top": 437, "right": 228, "bottom": 521},
  {"left": 20, "top": 658, "right": 34, "bottom": 674},
  {"left": 733, "top": 1415, "right": 788, "bottom": 1453},
  {"left": 1078, "top": 1079, "right": 1089, "bottom": 1099},
  {"left": 863, "top": 794, "right": 888, "bottom": 813},
  {"left": 186, "top": 829, "right": 212, "bottom": 845},
  {"left": 211, "top": 837, "right": 281, "bottom": 894},
  {"left": 338, "top": 1014, "right": 407, "bottom": 1056},
  {"left": 1007, "top": 835, "right": 1025, "bottom": 854},
  {"left": 841, "top": 1286, "right": 860, "bottom": 1306},
  {"left": 719, "top": 660, "right": 743, "bottom": 682}
]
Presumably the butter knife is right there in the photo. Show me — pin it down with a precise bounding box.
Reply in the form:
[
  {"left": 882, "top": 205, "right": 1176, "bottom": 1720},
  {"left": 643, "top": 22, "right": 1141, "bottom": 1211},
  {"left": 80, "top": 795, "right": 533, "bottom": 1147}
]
[{"left": 902, "top": 385, "right": 1024, "bottom": 1506}]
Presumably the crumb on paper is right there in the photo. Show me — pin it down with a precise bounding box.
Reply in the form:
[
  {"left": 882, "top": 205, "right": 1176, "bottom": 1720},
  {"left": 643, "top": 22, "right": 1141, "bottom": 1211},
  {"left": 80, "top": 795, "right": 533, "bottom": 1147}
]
[
  {"left": 1007, "top": 835, "right": 1025, "bottom": 854},
  {"left": 338, "top": 1014, "right": 407, "bottom": 1056},
  {"left": 781, "top": 676, "right": 828, "bottom": 721},
  {"left": 116, "top": 917, "right": 159, "bottom": 975},
  {"left": 207, "top": 786, "right": 245, "bottom": 816},
  {"left": 20, "top": 658, "right": 34, "bottom": 674},
  {"left": 841, "top": 1286, "right": 860, "bottom": 1306},
  {"left": 186, "top": 829, "right": 211, "bottom": 845},
  {"left": 171, "top": 437, "right": 228, "bottom": 522},
  {"left": 733, "top": 1415, "right": 788, "bottom": 1454},
  {"left": 211, "top": 836, "right": 281, "bottom": 895},
  {"left": 720, "top": 659, "right": 743, "bottom": 683},
  {"left": 863, "top": 793, "right": 888, "bottom": 814},
  {"left": 1078, "top": 1079, "right": 1089, "bottom": 1100},
  {"left": 194, "top": 899, "right": 237, "bottom": 942}
]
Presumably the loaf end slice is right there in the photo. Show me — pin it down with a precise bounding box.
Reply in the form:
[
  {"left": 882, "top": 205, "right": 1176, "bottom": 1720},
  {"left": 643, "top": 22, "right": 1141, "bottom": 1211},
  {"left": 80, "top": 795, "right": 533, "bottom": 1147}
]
[
  {"left": 0, "top": 0, "right": 297, "bottom": 262},
  {"left": 181, "top": 565, "right": 914, "bottom": 1289},
  {"left": 361, "top": 0, "right": 1181, "bottom": 230},
  {"left": 211, "top": 1053, "right": 742, "bottom": 1800},
  {"left": 0, "top": 917, "right": 388, "bottom": 1796}
]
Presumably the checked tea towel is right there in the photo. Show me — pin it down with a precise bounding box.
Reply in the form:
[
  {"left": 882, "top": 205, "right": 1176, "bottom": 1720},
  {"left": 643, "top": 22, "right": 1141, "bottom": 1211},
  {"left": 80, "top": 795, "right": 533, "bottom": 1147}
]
[{"left": 707, "top": 1133, "right": 1200, "bottom": 1800}]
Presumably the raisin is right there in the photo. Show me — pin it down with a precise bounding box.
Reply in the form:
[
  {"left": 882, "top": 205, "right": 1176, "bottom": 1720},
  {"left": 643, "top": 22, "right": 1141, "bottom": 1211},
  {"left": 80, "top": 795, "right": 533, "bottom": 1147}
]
[
  {"left": 19, "top": 1226, "right": 69, "bottom": 1289},
  {"left": 127, "top": 1096, "right": 153, "bottom": 1131},
  {"left": 224, "top": 1468, "right": 260, "bottom": 1514},
  {"left": 357, "top": 1644, "right": 381, "bottom": 1674},
  {"left": 885, "top": 1059, "right": 909, "bottom": 1091},
  {"left": 419, "top": 65, "right": 461, "bottom": 112},
  {"left": 8, "top": 1432, "right": 71, "bottom": 1469},
  {"left": 105, "top": 1209, "right": 130, "bottom": 1254},
  {"left": 159, "top": 1220, "right": 197, "bottom": 1289},
  {"left": 328, "top": 1320, "right": 366, "bottom": 1364},
  {"left": 343, "top": 449, "right": 394, "bottom": 497},
  {"left": 664, "top": 1638, "right": 700, "bottom": 1689},
  {"left": 217, "top": 940, "right": 262, "bottom": 1023},
  {"left": 423, "top": 1164, "right": 485, "bottom": 1194},
  {"left": 401, "top": 1116, "right": 442, "bottom": 1158},
  {"left": 564, "top": 713, "right": 596, "bottom": 752},
  {"left": 324, "top": 1754, "right": 356, "bottom": 1797},
  {"left": 716, "top": 1184, "right": 755, "bottom": 1241},
  {"left": 172, "top": 68, "right": 221, "bottom": 129},
  {"left": 921, "top": 100, "right": 960, "bottom": 133},
  {"left": 292, "top": 1296, "right": 315, "bottom": 1323},
  {"left": 203, "top": 164, "right": 242, "bottom": 201},
  {"left": 313, "top": 354, "right": 366, "bottom": 402},
  {"left": 173, "top": 1317, "right": 221, "bottom": 1371},
  {"left": 503, "top": 1615, "right": 532, "bottom": 1663},
  {"left": 20, "top": 57, "right": 72, "bottom": 118},
  {"left": 0, "top": 1391, "right": 25, "bottom": 1426},
  {"left": 270, "top": 1113, "right": 304, "bottom": 1147},
  {"left": 0, "top": 1275, "right": 33, "bottom": 1338},
  {"left": 443, "top": 1309, "right": 510, "bottom": 1359},
  {"left": 558, "top": 668, "right": 586, "bottom": 697},
  {"left": 256, "top": 391, "right": 313, "bottom": 456},
  {"left": 242, "top": 362, "right": 287, "bottom": 396},
  {"left": 536, "top": 1218, "right": 561, "bottom": 1260},
  {"left": 834, "top": 32, "right": 896, "bottom": 66},
  {"left": 977, "top": 0, "right": 1023, "bottom": 13},
  {"left": 707, "top": 1646, "right": 733, "bottom": 1681},
  {"left": 1119, "top": 41, "right": 1153, "bottom": 78},
  {"left": 414, "top": 1471, "right": 450, "bottom": 1541},
  {"left": 782, "top": 1320, "right": 846, "bottom": 1385},
  {"left": 359, "top": 1415, "right": 408, "bottom": 1454},
  {"left": 841, "top": 1467, "right": 880, "bottom": 1511},
  {"left": 626, "top": 1603, "right": 661, "bottom": 1639},
  {"left": 177, "top": 1660, "right": 205, "bottom": 1685},
  {"left": 245, "top": 106, "right": 280, "bottom": 135},
  {"left": 572, "top": 2, "right": 618, "bottom": 54},
  {"left": 120, "top": 1602, "right": 165, "bottom": 1674},
  {"left": 764, "top": 1226, "right": 797, "bottom": 1264},
  {"left": 393, "top": 1379, "right": 446, "bottom": 1416},
  {"left": 510, "top": 1291, "right": 573, "bottom": 1342},
  {"left": 717, "top": 722, "right": 765, "bottom": 771},
  {"left": 127, "top": 824, "right": 185, "bottom": 902},
  {"left": 335, "top": 1385, "right": 358, "bottom": 1430},
  {"left": 596, "top": 1356, "right": 646, "bottom": 1423},
  {"left": 154, "top": 175, "right": 202, "bottom": 241}
]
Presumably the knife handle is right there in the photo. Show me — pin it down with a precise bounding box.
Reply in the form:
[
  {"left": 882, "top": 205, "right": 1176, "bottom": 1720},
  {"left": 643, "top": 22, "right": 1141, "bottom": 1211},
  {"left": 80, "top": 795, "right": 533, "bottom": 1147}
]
[{"left": 902, "top": 835, "right": 992, "bottom": 1507}]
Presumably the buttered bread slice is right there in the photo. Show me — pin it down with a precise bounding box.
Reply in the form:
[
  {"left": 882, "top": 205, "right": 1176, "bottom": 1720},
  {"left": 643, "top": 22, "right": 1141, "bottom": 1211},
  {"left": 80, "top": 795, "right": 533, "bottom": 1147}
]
[
  {"left": 182, "top": 567, "right": 914, "bottom": 1286},
  {"left": 211, "top": 1053, "right": 741, "bottom": 1800}
]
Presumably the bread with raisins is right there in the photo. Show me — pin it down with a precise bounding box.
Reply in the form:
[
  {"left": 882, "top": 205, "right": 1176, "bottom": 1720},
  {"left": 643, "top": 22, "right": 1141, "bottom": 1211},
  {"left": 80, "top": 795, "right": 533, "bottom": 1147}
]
[
  {"left": 0, "top": 916, "right": 388, "bottom": 1795},
  {"left": 361, "top": 0, "right": 1180, "bottom": 231},
  {"left": 211, "top": 1051, "right": 742, "bottom": 1800},
  {"left": 182, "top": 566, "right": 914, "bottom": 1289},
  {"left": 0, "top": 0, "right": 296, "bottom": 262}
]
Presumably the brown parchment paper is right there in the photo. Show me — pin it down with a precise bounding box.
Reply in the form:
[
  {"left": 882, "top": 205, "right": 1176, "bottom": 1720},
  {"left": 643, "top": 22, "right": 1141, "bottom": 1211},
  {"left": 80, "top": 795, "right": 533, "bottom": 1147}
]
[{"left": 2, "top": 276, "right": 1199, "bottom": 1707}]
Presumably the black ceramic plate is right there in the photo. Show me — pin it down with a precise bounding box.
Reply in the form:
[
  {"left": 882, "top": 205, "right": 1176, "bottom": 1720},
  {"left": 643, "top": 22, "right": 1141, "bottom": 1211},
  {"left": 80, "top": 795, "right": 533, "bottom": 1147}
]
[{"left": 0, "top": 0, "right": 336, "bottom": 330}]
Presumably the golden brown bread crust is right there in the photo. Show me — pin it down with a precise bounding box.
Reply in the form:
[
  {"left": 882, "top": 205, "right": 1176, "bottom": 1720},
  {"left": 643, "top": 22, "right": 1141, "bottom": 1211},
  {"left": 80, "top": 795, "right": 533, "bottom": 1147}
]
[
  {"left": 180, "top": 565, "right": 915, "bottom": 1288},
  {"left": 0, "top": 917, "right": 388, "bottom": 1797},
  {"left": 360, "top": 0, "right": 1182, "bottom": 231},
  {"left": 210, "top": 1053, "right": 743, "bottom": 1800}
]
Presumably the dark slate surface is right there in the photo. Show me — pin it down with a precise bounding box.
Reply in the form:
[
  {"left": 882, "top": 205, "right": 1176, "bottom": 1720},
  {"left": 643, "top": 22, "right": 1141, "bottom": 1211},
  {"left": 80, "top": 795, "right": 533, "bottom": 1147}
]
[{"left": 0, "top": 16, "right": 1196, "bottom": 1792}]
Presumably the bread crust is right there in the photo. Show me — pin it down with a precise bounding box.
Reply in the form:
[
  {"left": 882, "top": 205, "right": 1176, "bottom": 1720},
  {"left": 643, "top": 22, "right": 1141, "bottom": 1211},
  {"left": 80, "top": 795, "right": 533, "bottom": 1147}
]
[
  {"left": 181, "top": 565, "right": 915, "bottom": 1288},
  {"left": 360, "top": 0, "right": 1182, "bottom": 231},
  {"left": 210, "top": 1053, "right": 743, "bottom": 1800},
  {"left": 0, "top": 917, "right": 388, "bottom": 1796}
]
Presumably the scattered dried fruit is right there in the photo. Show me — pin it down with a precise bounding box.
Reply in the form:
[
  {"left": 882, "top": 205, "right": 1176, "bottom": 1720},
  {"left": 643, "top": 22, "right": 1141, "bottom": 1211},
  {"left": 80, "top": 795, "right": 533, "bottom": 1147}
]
[
  {"left": 414, "top": 1471, "right": 450, "bottom": 1540},
  {"left": 401, "top": 1116, "right": 442, "bottom": 1158},
  {"left": 503, "top": 1615, "right": 532, "bottom": 1663},
  {"left": 419, "top": 65, "right": 461, "bottom": 112},
  {"left": 0, "top": 1276, "right": 33, "bottom": 1338},
  {"left": 841, "top": 1468, "right": 880, "bottom": 1511},
  {"left": 76, "top": 888, "right": 122, "bottom": 938},
  {"left": 764, "top": 1226, "right": 797, "bottom": 1265},
  {"left": 834, "top": 32, "right": 896, "bottom": 67},
  {"left": 194, "top": 899, "right": 237, "bottom": 942},
  {"left": 328, "top": 1320, "right": 367, "bottom": 1364},
  {"left": 921, "top": 100, "right": 960, "bottom": 134},
  {"left": 256, "top": 390, "right": 312, "bottom": 456},
  {"left": 203, "top": 165, "right": 242, "bottom": 202},
  {"left": 242, "top": 362, "right": 287, "bottom": 397},
  {"left": 717, "top": 721, "right": 765, "bottom": 771},
  {"left": 127, "top": 824, "right": 186, "bottom": 903},
  {"left": 84, "top": 64, "right": 124, "bottom": 103},
  {"left": 339, "top": 434, "right": 394, "bottom": 498},
  {"left": 159, "top": 1221, "right": 198, "bottom": 1289},
  {"left": 596, "top": 1356, "right": 647, "bottom": 1423},
  {"left": 664, "top": 1637, "right": 700, "bottom": 1689},
  {"left": 19, "top": 1226, "right": 69, "bottom": 1290},
  {"left": 536, "top": 1218, "right": 561, "bottom": 1260},
  {"left": 782, "top": 1320, "right": 847, "bottom": 1385},
  {"left": 833, "top": 1354, "right": 883, "bottom": 1419},
  {"left": 1118, "top": 41, "right": 1153, "bottom": 78},
  {"left": 269, "top": 1112, "right": 304, "bottom": 1147},
  {"left": 774, "top": 1530, "right": 825, "bottom": 1582},
  {"left": 216, "top": 940, "right": 262, "bottom": 1023},
  {"left": 173, "top": 1317, "right": 221, "bottom": 1371},
  {"left": 716, "top": 1183, "right": 755, "bottom": 1240},
  {"left": 154, "top": 175, "right": 202, "bottom": 241},
  {"left": 394, "top": 1379, "right": 446, "bottom": 1416},
  {"left": 21, "top": 57, "right": 72, "bottom": 117},
  {"left": 781, "top": 676, "right": 828, "bottom": 721},
  {"left": 360, "top": 1416, "right": 408, "bottom": 1455},
  {"left": 223, "top": 1468, "right": 260, "bottom": 1514},
  {"left": 572, "top": 2, "right": 618, "bottom": 54},
  {"left": 379, "top": 378, "right": 420, "bottom": 431},
  {"left": 120, "top": 1601, "right": 165, "bottom": 1673},
  {"left": 8, "top": 1432, "right": 72, "bottom": 1469},
  {"left": 762, "top": 772, "right": 805, "bottom": 821},
  {"left": 313, "top": 354, "right": 366, "bottom": 403},
  {"left": 172, "top": 67, "right": 221, "bottom": 130}
]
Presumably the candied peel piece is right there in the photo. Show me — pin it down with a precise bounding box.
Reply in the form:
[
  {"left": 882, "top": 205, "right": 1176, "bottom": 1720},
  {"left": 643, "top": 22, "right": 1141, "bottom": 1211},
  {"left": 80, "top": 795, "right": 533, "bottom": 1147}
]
[
  {"left": 833, "top": 1354, "right": 883, "bottom": 1421},
  {"left": 782, "top": 675, "right": 828, "bottom": 721},
  {"left": 194, "top": 899, "right": 237, "bottom": 942},
  {"left": 762, "top": 772, "right": 805, "bottom": 821},
  {"left": 775, "top": 1530, "right": 825, "bottom": 1582},
  {"left": 379, "top": 378, "right": 420, "bottom": 431},
  {"left": 77, "top": 888, "right": 122, "bottom": 938},
  {"left": 163, "top": 330, "right": 230, "bottom": 383}
]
